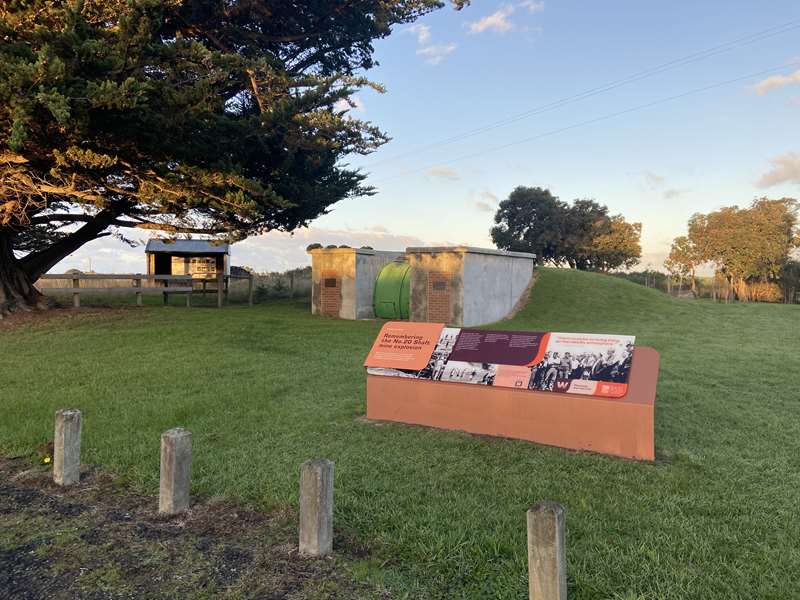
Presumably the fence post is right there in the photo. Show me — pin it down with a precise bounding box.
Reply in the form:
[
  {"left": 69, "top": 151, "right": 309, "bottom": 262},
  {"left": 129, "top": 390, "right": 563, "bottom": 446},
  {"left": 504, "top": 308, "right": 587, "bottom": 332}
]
[
  {"left": 289, "top": 271, "right": 295, "bottom": 299},
  {"left": 186, "top": 278, "right": 192, "bottom": 308},
  {"left": 527, "top": 501, "right": 567, "bottom": 600},
  {"left": 53, "top": 409, "right": 81, "bottom": 486},
  {"left": 72, "top": 277, "right": 80, "bottom": 308},
  {"left": 217, "top": 272, "right": 224, "bottom": 308},
  {"left": 299, "top": 458, "right": 334, "bottom": 557},
  {"left": 248, "top": 275, "right": 254, "bottom": 306},
  {"left": 135, "top": 276, "right": 143, "bottom": 307},
  {"left": 159, "top": 428, "right": 192, "bottom": 515}
]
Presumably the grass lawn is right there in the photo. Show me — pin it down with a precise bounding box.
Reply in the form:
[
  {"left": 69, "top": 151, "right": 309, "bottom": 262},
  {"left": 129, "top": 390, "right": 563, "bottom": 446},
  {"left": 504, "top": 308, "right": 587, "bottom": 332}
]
[{"left": 2, "top": 268, "right": 799, "bottom": 599}]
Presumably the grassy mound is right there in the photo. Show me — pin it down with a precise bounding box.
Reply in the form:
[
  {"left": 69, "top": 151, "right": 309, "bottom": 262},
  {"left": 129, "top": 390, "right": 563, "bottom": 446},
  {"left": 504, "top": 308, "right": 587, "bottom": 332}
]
[{"left": 1, "top": 268, "right": 798, "bottom": 598}]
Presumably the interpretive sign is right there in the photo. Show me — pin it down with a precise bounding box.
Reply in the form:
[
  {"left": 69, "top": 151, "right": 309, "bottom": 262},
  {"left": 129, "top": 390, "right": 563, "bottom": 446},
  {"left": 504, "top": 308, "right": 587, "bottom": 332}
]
[{"left": 365, "top": 322, "right": 635, "bottom": 398}]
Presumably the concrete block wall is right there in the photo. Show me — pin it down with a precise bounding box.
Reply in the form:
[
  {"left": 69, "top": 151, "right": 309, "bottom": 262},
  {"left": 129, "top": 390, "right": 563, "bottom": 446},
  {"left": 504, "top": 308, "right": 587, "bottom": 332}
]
[
  {"left": 406, "top": 248, "right": 465, "bottom": 326},
  {"left": 309, "top": 248, "right": 402, "bottom": 320}
]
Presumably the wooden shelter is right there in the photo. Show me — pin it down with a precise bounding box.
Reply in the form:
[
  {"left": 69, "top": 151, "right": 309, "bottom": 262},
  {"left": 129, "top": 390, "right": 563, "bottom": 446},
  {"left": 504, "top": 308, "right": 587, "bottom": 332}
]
[{"left": 145, "top": 240, "right": 230, "bottom": 278}]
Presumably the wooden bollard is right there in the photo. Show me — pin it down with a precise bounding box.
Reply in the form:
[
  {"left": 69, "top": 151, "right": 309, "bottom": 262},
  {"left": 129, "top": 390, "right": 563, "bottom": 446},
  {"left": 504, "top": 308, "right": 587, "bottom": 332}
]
[
  {"left": 159, "top": 428, "right": 192, "bottom": 515},
  {"left": 299, "top": 458, "right": 334, "bottom": 557},
  {"left": 53, "top": 409, "right": 81, "bottom": 486},
  {"left": 527, "top": 501, "right": 567, "bottom": 600}
]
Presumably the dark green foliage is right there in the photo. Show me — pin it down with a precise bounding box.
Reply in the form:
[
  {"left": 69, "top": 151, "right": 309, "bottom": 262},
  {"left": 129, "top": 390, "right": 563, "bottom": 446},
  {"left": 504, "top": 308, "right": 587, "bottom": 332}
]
[
  {"left": 0, "top": 0, "right": 467, "bottom": 313},
  {"left": 491, "top": 186, "right": 642, "bottom": 271}
]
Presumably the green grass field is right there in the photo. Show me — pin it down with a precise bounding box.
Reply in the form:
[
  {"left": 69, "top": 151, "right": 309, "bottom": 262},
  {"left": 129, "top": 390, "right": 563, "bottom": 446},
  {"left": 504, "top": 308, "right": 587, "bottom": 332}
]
[{"left": 2, "top": 268, "right": 798, "bottom": 599}]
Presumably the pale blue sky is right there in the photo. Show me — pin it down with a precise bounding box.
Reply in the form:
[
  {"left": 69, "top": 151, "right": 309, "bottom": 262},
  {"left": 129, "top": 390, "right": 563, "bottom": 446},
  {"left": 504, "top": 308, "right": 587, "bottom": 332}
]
[{"left": 58, "top": 1, "right": 800, "bottom": 273}]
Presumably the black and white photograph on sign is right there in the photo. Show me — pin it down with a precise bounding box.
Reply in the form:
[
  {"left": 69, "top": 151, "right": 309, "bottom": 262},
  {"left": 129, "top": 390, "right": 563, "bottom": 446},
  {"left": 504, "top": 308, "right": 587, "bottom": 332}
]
[
  {"left": 438, "top": 361, "right": 497, "bottom": 385},
  {"left": 528, "top": 334, "right": 635, "bottom": 392},
  {"left": 366, "top": 366, "right": 420, "bottom": 378},
  {"left": 421, "top": 327, "right": 460, "bottom": 380}
]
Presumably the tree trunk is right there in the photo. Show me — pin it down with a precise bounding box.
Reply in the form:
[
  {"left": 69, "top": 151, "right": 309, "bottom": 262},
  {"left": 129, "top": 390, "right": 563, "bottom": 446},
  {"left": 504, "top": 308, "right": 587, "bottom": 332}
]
[
  {"left": 0, "top": 231, "right": 46, "bottom": 318},
  {"left": 1, "top": 210, "right": 119, "bottom": 318}
]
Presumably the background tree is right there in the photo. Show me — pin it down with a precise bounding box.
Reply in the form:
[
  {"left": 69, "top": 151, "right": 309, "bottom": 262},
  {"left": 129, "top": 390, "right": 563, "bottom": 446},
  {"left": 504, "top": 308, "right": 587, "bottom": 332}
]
[
  {"left": 491, "top": 186, "right": 641, "bottom": 271},
  {"left": 588, "top": 215, "right": 642, "bottom": 272},
  {"left": 664, "top": 235, "right": 700, "bottom": 295},
  {"left": 675, "top": 198, "right": 798, "bottom": 301},
  {"left": 560, "top": 199, "right": 609, "bottom": 269},
  {"left": 0, "top": 0, "right": 468, "bottom": 316},
  {"left": 490, "top": 187, "right": 567, "bottom": 265}
]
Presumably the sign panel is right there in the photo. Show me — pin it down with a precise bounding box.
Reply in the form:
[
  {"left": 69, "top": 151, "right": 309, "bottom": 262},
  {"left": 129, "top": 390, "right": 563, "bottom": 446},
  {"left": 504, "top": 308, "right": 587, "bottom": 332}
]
[
  {"left": 363, "top": 322, "right": 445, "bottom": 371},
  {"left": 365, "top": 323, "right": 635, "bottom": 398}
]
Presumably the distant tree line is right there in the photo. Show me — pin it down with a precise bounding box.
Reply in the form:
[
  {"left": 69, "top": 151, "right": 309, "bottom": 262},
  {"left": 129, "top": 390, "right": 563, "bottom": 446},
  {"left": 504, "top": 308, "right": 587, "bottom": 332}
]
[
  {"left": 491, "top": 187, "right": 642, "bottom": 271},
  {"left": 664, "top": 198, "right": 799, "bottom": 303}
]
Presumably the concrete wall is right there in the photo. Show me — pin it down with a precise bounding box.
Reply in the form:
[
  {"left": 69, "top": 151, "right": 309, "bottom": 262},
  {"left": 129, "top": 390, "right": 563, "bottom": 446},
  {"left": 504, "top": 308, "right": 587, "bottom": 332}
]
[
  {"left": 462, "top": 249, "right": 535, "bottom": 326},
  {"left": 311, "top": 245, "right": 534, "bottom": 324},
  {"left": 310, "top": 248, "right": 402, "bottom": 319},
  {"left": 309, "top": 249, "right": 357, "bottom": 319},
  {"left": 406, "top": 249, "right": 465, "bottom": 326}
]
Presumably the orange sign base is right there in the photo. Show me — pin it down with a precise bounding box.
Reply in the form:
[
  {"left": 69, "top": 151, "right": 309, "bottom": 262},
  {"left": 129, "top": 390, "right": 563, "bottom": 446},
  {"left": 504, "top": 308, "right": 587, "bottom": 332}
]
[{"left": 366, "top": 346, "right": 659, "bottom": 461}]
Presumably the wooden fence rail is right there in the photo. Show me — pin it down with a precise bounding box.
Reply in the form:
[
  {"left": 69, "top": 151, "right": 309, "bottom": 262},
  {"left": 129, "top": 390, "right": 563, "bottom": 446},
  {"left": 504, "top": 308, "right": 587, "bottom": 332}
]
[{"left": 37, "top": 273, "right": 254, "bottom": 308}]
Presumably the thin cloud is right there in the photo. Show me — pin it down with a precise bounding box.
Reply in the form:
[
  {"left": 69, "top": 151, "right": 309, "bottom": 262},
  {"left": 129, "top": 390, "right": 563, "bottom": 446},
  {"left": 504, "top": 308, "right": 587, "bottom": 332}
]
[
  {"left": 475, "top": 201, "right": 494, "bottom": 212},
  {"left": 753, "top": 69, "right": 800, "bottom": 95},
  {"left": 406, "top": 23, "right": 431, "bottom": 45},
  {"left": 756, "top": 151, "right": 800, "bottom": 188},
  {"left": 643, "top": 171, "right": 665, "bottom": 189},
  {"left": 426, "top": 166, "right": 460, "bottom": 181},
  {"left": 479, "top": 190, "right": 499, "bottom": 204},
  {"left": 663, "top": 188, "right": 689, "bottom": 199},
  {"left": 406, "top": 24, "right": 457, "bottom": 65},
  {"left": 417, "top": 43, "right": 457, "bottom": 65},
  {"left": 468, "top": 5, "right": 515, "bottom": 34},
  {"left": 519, "top": 0, "right": 545, "bottom": 13}
]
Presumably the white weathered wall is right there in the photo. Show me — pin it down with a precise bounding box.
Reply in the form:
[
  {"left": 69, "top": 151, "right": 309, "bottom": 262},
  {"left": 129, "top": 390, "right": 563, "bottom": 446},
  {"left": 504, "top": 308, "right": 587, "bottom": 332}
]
[{"left": 462, "top": 251, "right": 534, "bottom": 326}]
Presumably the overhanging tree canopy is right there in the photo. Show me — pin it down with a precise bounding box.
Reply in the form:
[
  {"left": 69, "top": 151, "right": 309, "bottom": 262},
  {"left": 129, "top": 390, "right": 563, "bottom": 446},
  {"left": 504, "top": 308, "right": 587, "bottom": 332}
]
[{"left": 0, "top": 0, "right": 468, "bottom": 315}]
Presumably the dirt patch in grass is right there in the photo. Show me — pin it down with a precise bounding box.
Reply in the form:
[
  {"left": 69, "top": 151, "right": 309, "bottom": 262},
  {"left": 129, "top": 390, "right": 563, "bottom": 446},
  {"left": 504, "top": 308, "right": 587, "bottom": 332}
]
[
  {"left": 0, "top": 458, "right": 389, "bottom": 599},
  {"left": 0, "top": 306, "right": 142, "bottom": 333}
]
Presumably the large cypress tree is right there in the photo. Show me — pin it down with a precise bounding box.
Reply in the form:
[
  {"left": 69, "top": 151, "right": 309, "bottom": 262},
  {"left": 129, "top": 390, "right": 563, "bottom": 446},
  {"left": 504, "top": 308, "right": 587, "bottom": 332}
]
[{"left": 0, "top": 0, "right": 467, "bottom": 316}]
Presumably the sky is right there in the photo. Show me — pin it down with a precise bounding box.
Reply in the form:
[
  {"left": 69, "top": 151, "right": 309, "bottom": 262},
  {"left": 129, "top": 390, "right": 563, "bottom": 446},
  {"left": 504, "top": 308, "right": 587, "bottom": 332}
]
[{"left": 55, "top": 0, "right": 800, "bottom": 274}]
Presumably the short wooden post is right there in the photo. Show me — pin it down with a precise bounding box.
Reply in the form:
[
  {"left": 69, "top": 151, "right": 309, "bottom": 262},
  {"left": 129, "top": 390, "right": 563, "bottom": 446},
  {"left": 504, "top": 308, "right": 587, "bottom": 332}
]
[
  {"left": 216, "top": 272, "right": 224, "bottom": 308},
  {"left": 202, "top": 279, "right": 207, "bottom": 297},
  {"left": 159, "top": 428, "right": 192, "bottom": 515},
  {"left": 248, "top": 275, "right": 254, "bottom": 306},
  {"left": 527, "top": 501, "right": 567, "bottom": 600},
  {"left": 299, "top": 458, "right": 334, "bottom": 557},
  {"left": 134, "top": 276, "right": 143, "bottom": 307},
  {"left": 72, "top": 277, "right": 80, "bottom": 308},
  {"left": 185, "top": 280, "right": 191, "bottom": 308},
  {"left": 53, "top": 409, "right": 81, "bottom": 486}
]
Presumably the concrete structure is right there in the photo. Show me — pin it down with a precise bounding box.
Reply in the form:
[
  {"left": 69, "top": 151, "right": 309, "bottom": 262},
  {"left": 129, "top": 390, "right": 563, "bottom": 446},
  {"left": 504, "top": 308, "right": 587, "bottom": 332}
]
[
  {"left": 406, "top": 247, "right": 535, "bottom": 326},
  {"left": 53, "top": 409, "right": 81, "bottom": 486},
  {"left": 308, "top": 247, "right": 403, "bottom": 319},
  {"left": 159, "top": 428, "right": 192, "bottom": 515},
  {"left": 146, "top": 239, "right": 230, "bottom": 278},
  {"left": 527, "top": 502, "right": 567, "bottom": 600},
  {"left": 299, "top": 458, "right": 334, "bottom": 557},
  {"left": 308, "top": 245, "right": 536, "bottom": 326}
]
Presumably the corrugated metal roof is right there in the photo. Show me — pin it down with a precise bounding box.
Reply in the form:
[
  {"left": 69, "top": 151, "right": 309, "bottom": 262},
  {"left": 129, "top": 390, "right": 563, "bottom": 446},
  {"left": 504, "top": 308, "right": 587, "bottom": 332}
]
[{"left": 145, "top": 239, "right": 230, "bottom": 254}]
